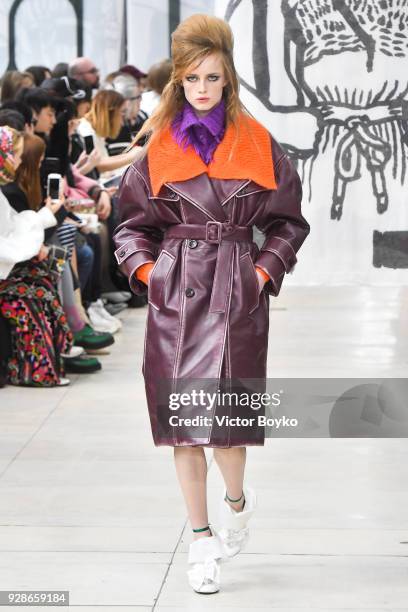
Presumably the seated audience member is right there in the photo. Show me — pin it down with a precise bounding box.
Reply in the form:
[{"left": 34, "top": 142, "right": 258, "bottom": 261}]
[
  {"left": 25, "top": 66, "right": 51, "bottom": 87},
  {"left": 47, "top": 98, "right": 110, "bottom": 220},
  {"left": 76, "top": 89, "right": 140, "bottom": 179},
  {"left": 140, "top": 59, "right": 172, "bottom": 116},
  {"left": 0, "top": 71, "right": 34, "bottom": 103},
  {"left": 41, "top": 76, "right": 86, "bottom": 101},
  {"left": 105, "top": 74, "right": 147, "bottom": 152},
  {"left": 1, "top": 127, "right": 112, "bottom": 373},
  {"left": 70, "top": 82, "right": 93, "bottom": 163},
  {"left": 104, "top": 71, "right": 123, "bottom": 85},
  {"left": 0, "top": 125, "right": 73, "bottom": 387},
  {"left": 46, "top": 98, "right": 121, "bottom": 334},
  {"left": 17, "top": 88, "right": 56, "bottom": 138},
  {"left": 40, "top": 76, "right": 94, "bottom": 165},
  {"left": 51, "top": 63, "right": 69, "bottom": 78},
  {"left": 0, "top": 109, "right": 25, "bottom": 132},
  {"left": 68, "top": 57, "right": 100, "bottom": 89},
  {"left": 2, "top": 133, "right": 47, "bottom": 213},
  {"left": 0, "top": 115, "right": 70, "bottom": 241},
  {"left": 0, "top": 100, "right": 34, "bottom": 133},
  {"left": 120, "top": 65, "right": 148, "bottom": 92},
  {"left": 72, "top": 82, "right": 92, "bottom": 118}
]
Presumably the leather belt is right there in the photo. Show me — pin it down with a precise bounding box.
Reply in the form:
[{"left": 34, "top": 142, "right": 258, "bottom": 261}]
[{"left": 164, "top": 221, "right": 253, "bottom": 313}]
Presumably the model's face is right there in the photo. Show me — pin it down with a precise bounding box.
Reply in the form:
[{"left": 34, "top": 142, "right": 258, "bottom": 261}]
[
  {"left": 181, "top": 53, "right": 227, "bottom": 117},
  {"left": 34, "top": 105, "right": 56, "bottom": 135}
]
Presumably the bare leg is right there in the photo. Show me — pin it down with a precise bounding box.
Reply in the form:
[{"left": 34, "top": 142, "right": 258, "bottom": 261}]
[
  {"left": 213, "top": 447, "right": 247, "bottom": 512},
  {"left": 173, "top": 446, "right": 212, "bottom": 540}
]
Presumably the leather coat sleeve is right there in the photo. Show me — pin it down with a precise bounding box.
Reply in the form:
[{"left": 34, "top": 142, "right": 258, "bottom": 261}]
[
  {"left": 254, "top": 138, "right": 310, "bottom": 296},
  {"left": 113, "top": 164, "right": 163, "bottom": 295}
]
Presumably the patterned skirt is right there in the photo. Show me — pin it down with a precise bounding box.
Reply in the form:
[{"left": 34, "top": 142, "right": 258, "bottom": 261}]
[{"left": 0, "top": 253, "right": 73, "bottom": 387}]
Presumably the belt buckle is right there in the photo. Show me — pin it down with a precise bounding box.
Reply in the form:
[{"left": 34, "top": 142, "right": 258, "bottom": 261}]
[{"left": 206, "top": 221, "right": 222, "bottom": 244}]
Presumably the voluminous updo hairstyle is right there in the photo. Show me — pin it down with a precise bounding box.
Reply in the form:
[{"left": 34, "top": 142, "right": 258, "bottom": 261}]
[{"left": 132, "top": 14, "right": 248, "bottom": 150}]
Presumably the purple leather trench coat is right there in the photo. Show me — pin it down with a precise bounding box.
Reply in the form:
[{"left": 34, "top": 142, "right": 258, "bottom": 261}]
[{"left": 113, "top": 137, "right": 310, "bottom": 448}]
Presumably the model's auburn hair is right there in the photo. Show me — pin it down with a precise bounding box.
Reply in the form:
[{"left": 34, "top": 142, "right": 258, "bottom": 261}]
[
  {"left": 132, "top": 14, "right": 248, "bottom": 151},
  {"left": 84, "top": 90, "right": 124, "bottom": 139}
]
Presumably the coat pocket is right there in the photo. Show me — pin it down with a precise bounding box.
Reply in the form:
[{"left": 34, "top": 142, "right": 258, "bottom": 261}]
[
  {"left": 239, "top": 251, "right": 260, "bottom": 314},
  {"left": 148, "top": 249, "right": 176, "bottom": 311}
]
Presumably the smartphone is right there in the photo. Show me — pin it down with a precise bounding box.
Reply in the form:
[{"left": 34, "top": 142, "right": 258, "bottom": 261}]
[
  {"left": 84, "top": 134, "right": 95, "bottom": 154},
  {"left": 100, "top": 175, "right": 121, "bottom": 189},
  {"left": 47, "top": 173, "right": 62, "bottom": 201}
]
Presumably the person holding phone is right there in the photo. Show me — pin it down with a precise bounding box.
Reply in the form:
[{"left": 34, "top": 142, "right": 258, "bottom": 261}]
[
  {"left": 1, "top": 128, "right": 115, "bottom": 376},
  {"left": 45, "top": 98, "right": 123, "bottom": 334},
  {"left": 76, "top": 90, "right": 141, "bottom": 180},
  {"left": 104, "top": 74, "right": 148, "bottom": 154},
  {"left": 0, "top": 125, "right": 73, "bottom": 387}
]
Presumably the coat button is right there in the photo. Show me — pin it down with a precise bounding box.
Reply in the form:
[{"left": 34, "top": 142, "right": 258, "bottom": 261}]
[
  {"left": 169, "top": 191, "right": 177, "bottom": 199},
  {"left": 119, "top": 249, "right": 126, "bottom": 257},
  {"left": 185, "top": 287, "right": 195, "bottom": 297},
  {"left": 188, "top": 239, "right": 198, "bottom": 248}
]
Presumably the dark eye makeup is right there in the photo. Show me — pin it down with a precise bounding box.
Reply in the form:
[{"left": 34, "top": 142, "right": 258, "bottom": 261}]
[{"left": 185, "top": 74, "right": 220, "bottom": 82}]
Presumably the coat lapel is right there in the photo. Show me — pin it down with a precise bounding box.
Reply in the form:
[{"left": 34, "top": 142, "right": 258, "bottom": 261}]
[{"left": 167, "top": 174, "right": 250, "bottom": 220}]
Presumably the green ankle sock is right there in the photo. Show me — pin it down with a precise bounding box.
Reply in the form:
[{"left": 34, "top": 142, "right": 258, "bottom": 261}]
[
  {"left": 225, "top": 491, "right": 246, "bottom": 510},
  {"left": 192, "top": 525, "right": 211, "bottom": 533}
]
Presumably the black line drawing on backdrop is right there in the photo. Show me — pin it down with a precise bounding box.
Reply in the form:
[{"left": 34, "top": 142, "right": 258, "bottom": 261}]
[{"left": 225, "top": 0, "right": 408, "bottom": 221}]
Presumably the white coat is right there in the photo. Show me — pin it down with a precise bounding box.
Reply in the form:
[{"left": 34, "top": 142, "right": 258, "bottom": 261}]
[{"left": 0, "top": 190, "right": 56, "bottom": 280}]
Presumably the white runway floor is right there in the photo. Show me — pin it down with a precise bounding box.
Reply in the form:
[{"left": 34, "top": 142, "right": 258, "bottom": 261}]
[{"left": 0, "top": 286, "right": 407, "bottom": 610}]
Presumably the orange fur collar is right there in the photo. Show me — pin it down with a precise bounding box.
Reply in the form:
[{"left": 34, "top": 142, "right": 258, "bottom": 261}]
[{"left": 147, "top": 113, "right": 277, "bottom": 196}]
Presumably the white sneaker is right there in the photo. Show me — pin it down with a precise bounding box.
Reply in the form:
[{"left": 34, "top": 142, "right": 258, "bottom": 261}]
[
  {"left": 56, "top": 377, "right": 70, "bottom": 387},
  {"left": 91, "top": 299, "right": 122, "bottom": 331},
  {"left": 217, "top": 486, "right": 257, "bottom": 559},
  {"left": 87, "top": 302, "right": 120, "bottom": 334},
  {"left": 187, "top": 528, "right": 224, "bottom": 594},
  {"left": 61, "top": 346, "right": 84, "bottom": 359}
]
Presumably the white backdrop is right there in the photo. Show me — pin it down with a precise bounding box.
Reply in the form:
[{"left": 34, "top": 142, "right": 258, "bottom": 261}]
[
  {"left": 215, "top": 0, "right": 408, "bottom": 288},
  {"left": 126, "top": 0, "right": 215, "bottom": 73},
  {"left": 0, "top": 0, "right": 214, "bottom": 77},
  {"left": 1, "top": 0, "right": 407, "bottom": 287}
]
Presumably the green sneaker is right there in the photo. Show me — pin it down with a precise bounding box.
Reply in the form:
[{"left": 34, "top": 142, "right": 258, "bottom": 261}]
[
  {"left": 73, "top": 324, "right": 114, "bottom": 350},
  {"left": 64, "top": 355, "right": 102, "bottom": 374}
]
